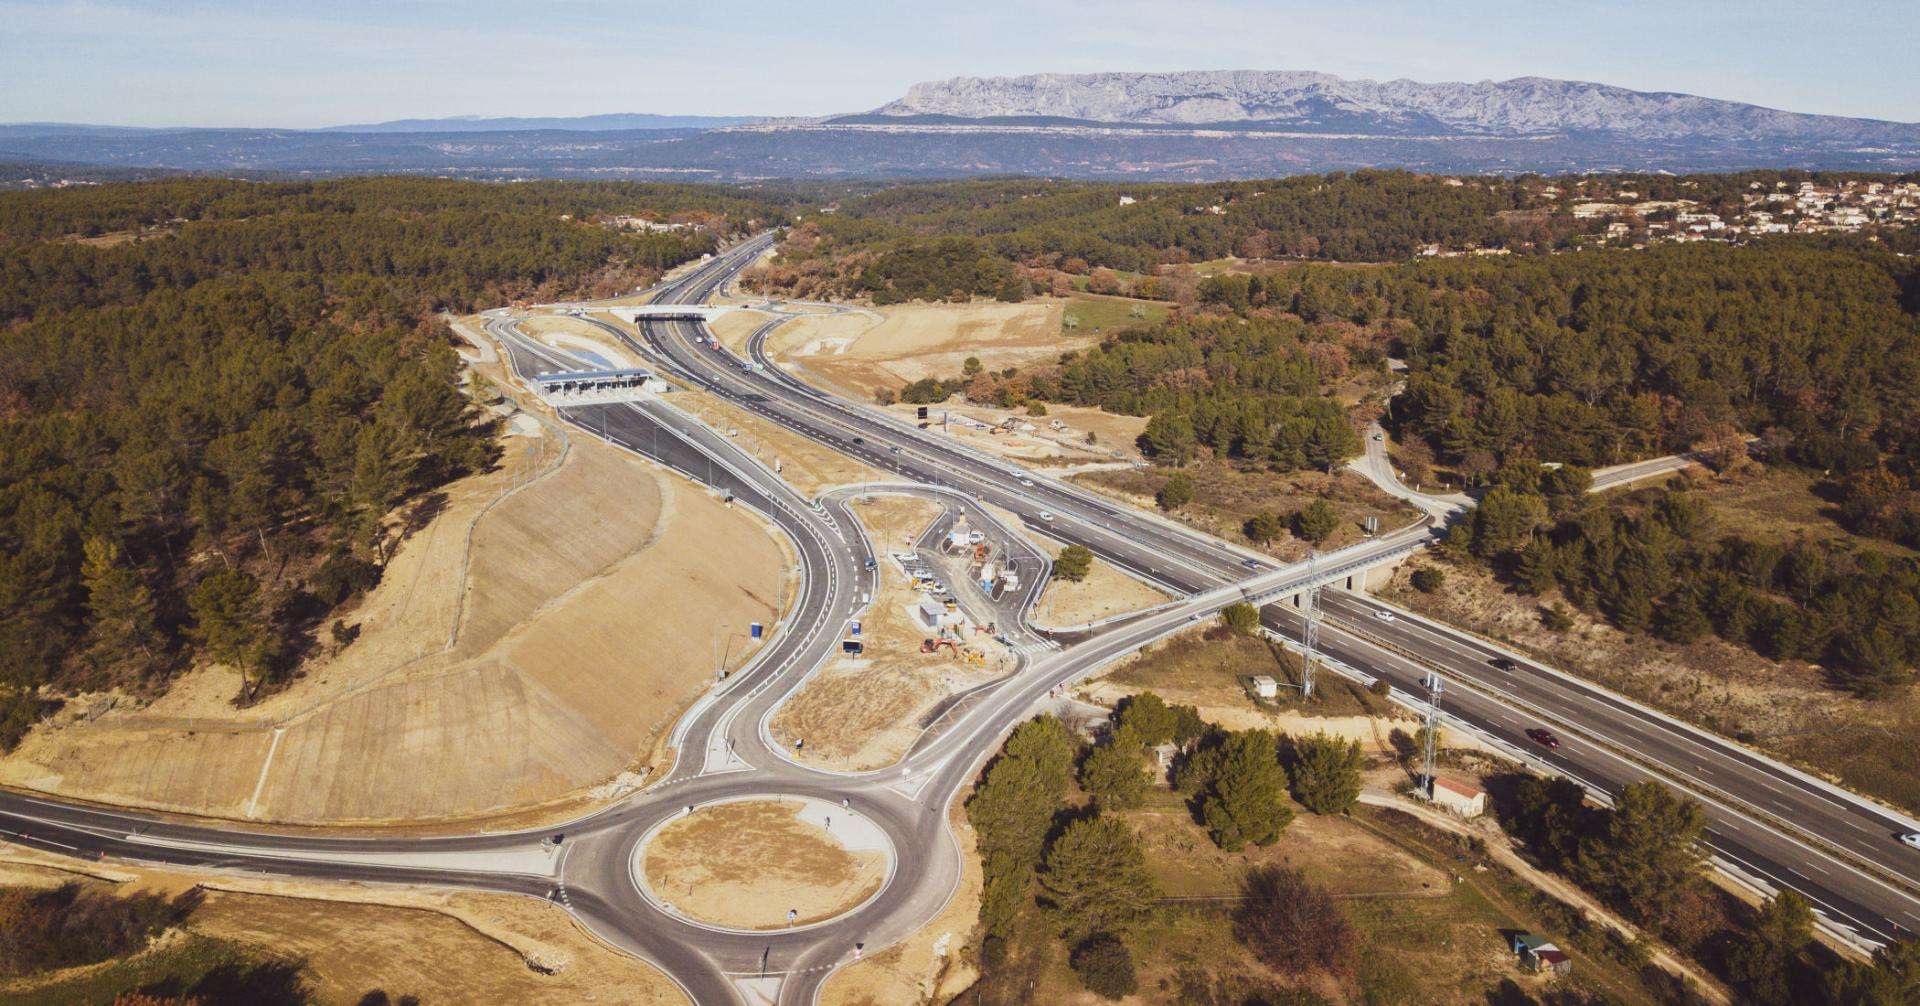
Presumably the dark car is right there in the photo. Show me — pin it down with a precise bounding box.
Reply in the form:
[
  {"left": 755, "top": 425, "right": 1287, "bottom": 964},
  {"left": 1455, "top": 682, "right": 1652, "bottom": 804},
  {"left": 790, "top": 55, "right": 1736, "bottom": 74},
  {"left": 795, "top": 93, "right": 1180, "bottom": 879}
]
[
  {"left": 1525, "top": 728, "right": 1560, "bottom": 749},
  {"left": 1490, "top": 656, "right": 1516, "bottom": 671}
]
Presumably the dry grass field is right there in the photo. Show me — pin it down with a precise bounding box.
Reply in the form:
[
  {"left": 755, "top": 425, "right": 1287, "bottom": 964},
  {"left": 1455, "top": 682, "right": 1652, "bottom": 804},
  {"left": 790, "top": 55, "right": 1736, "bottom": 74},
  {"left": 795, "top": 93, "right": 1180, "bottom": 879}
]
[
  {"left": 763, "top": 300, "right": 1082, "bottom": 402},
  {"left": 640, "top": 800, "right": 886, "bottom": 930},
  {"left": 0, "top": 850, "right": 687, "bottom": 1005},
  {"left": 1073, "top": 461, "right": 1422, "bottom": 561},
  {"left": 1029, "top": 539, "right": 1170, "bottom": 629},
  {"left": 0, "top": 406, "right": 793, "bottom": 825}
]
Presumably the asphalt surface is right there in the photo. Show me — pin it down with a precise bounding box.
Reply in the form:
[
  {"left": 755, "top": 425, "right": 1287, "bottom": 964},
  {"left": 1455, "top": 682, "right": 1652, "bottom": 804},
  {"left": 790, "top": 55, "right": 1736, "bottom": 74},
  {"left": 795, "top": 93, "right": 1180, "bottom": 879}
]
[
  {"left": 1, "top": 234, "right": 1916, "bottom": 1005},
  {"left": 615, "top": 238, "right": 1920, "bottom": 951}
]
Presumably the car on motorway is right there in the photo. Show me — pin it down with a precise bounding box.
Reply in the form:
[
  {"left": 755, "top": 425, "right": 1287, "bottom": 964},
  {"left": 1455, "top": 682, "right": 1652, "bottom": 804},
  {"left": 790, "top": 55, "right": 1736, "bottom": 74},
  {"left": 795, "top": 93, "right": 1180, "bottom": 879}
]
[
  {"left": 1525, "top": 728, "right": 1561, "bottom": 749},
  {"left": 1373, "top": 609, "right": 1396, "bottom": 622},
  {"left": 1241, "top": 558, "right": 1262, "bottom": 570},
  {"left": 1019, "top": 478, "right": 1034, "bottom": 487},
  {"left": 1900, "top": 832, "right": 1920, "bottom": 850},
  {"left": 1037, "top": 510, "right": 1056, "bottom": 522},
  {"left": 889, "top": 446, "right": 901, "bottom": 454},
  {"left": 852, "top": 436, "right": 865, "bottom": 445},
  {"left": 1490, "top": 656, "right": 1516, "bottom": 670}
]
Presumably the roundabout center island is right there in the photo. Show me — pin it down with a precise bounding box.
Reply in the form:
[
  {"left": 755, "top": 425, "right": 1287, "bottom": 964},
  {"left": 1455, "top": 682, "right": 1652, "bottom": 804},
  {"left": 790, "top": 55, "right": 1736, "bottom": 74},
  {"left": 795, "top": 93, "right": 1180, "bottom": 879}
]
[{"left": 635, "top": 797, "right": 893, "bottom": 931}]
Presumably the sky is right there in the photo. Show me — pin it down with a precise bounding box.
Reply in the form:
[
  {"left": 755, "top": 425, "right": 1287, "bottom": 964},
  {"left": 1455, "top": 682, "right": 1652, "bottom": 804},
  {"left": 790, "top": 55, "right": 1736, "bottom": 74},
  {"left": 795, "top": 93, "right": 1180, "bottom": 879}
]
[{"left": 3, "top": 0, "right": 1916, "bottom": 128}]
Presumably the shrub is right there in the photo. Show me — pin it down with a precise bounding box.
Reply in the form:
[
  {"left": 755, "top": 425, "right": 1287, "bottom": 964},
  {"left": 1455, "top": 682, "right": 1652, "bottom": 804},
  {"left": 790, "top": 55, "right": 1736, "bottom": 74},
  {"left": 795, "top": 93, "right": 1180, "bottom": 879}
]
[
  {"left": 0, "top": 884, "right": 199, "bottom": 977},
  {"left": 1410, "top": 567, "right": 1445, "bottom": 593},
  {"left": 1069, "top": 933, "right": 1138, "bottom": 1000},
  {"left": 1232, "top": 867, "right": 1355, "bottom": 979},
  {"left": 1156, "top": 471, "right": 1195, "bottom": 510},
  {"left": 1293, "top": 500, "right": 1340, "bottom": 543}
]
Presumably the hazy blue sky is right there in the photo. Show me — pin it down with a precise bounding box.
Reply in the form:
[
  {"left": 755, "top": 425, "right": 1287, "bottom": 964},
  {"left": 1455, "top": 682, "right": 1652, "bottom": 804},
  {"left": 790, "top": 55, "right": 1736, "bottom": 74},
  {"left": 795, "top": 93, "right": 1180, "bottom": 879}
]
[{"left": 3, "top": 0, "right": 1915, "bottom": 127}]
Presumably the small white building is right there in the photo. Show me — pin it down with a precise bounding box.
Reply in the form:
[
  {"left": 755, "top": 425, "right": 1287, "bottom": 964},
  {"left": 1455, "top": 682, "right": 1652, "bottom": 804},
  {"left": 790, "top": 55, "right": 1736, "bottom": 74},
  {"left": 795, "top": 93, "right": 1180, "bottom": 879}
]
[
  {"left": 1428, "top": 776, "right": 1487, "bottom": 819},
  {"left": 1250, "top": 675, "right": 1279, "bottom": 700}
]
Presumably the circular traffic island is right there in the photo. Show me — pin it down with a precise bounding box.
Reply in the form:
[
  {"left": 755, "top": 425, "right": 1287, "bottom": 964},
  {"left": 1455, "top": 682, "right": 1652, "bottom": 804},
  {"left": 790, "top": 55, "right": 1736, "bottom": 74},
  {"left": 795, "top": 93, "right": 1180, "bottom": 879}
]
[{"left": 635, "top": 797, "right": 892, "bottom": 931}]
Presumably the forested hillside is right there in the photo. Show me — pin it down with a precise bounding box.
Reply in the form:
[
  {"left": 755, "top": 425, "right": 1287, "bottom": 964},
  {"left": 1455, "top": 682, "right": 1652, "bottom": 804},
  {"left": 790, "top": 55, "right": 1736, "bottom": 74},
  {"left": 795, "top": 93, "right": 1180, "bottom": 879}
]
[
  {"left": 1381, "top": 240, "right": 1920, "bottom": 549},
  {"left": 0, "top": 178, "right": 779, "bottom": 747},
  {"left": 749, "top": 171, "right": 1538, "bottom": 300}
]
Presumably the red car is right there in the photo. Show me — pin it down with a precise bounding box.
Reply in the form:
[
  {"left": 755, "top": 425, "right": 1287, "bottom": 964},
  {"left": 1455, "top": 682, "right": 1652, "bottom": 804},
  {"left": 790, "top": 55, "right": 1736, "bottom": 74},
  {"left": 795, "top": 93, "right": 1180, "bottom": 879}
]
[{"left": 1526, "top": 728, "right": 1561, "bottom": 749}]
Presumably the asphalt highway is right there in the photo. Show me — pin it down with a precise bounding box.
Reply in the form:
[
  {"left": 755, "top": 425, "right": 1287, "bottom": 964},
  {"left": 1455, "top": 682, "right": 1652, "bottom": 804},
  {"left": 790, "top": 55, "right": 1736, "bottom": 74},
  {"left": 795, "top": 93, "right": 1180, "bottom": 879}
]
[
  {"left": 621, "top": 237, "right": 1920, "bottom": 951},
  {"left": 0, "top": 234, "right": 1915, "bottom": 1006}
]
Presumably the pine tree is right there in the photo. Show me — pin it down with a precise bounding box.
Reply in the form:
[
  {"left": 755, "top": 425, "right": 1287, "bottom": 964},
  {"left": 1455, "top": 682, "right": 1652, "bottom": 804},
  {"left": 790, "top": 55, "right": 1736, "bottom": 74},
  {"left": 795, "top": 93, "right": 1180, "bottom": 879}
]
[
  {"left": 1155, "top": 471, "right": 1195, "bottom": 510},
  {"left": 1080, "top": 729, "right": 1149, "bottom": 810},
  {"left": 1038, "top": 815, "right": 1159, "bottom": 940},
  {"left": 1728, "top": 891, "right": 1814, "bottom": 1006},
  {"left": 80, "top": 538, "right": 163, "bottom": 675},
  {"left": 1578, "top": 780, "right": 1706, "bottom": 927},
  {"left": 187, "top": 569, "right": 271, "bottom": 696},
  {"left": 1201, "top": 730, "right": 1293, "bottom": 850},
  {"left": 1288, "top": 732, "right": 1365, "bottom": 814}
]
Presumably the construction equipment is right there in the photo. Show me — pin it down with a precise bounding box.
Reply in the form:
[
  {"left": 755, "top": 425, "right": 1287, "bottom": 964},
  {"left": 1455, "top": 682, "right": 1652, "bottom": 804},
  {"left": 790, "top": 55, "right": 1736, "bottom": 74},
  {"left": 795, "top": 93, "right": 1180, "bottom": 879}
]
[{"left": 920, "top": 637, "right": 959, "bottom": 656}]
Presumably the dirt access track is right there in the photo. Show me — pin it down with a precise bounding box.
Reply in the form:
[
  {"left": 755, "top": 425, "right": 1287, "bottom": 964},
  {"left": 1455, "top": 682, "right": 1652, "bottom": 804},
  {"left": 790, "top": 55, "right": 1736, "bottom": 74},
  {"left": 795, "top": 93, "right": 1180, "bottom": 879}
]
[{"left": 1, "top": 384, "right": 794, "bottom": 826}]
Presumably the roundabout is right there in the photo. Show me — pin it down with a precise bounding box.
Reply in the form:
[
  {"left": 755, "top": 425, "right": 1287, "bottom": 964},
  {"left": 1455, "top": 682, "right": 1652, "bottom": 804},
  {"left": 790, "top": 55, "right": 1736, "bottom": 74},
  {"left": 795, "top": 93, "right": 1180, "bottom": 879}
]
[{"left": 632, "top": 796, "right": 894, "bottom": 933}]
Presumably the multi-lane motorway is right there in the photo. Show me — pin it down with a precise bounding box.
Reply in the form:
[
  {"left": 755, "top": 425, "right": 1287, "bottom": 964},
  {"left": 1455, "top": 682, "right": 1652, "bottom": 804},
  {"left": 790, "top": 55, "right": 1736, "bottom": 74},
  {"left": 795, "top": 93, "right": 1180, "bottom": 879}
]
[
  {"left": 612, "top": 237, "right": 1920, "bottom": 951},
  {"left": 3, "top": 234, "right": 1919, "bottom": 1004}
]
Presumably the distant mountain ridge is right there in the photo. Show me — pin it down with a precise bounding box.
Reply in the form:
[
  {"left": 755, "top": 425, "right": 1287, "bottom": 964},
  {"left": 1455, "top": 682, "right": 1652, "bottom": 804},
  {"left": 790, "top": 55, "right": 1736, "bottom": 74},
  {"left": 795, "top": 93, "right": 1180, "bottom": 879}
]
[
  {"left": 868, "top": 70, "right": 1920, "bottom": 143},
  {"left": 5, "top": 69, "right": 1918, "bottom": 180},
  {"left": 319, "top": 112, "right": 766, "bottom": 133}
]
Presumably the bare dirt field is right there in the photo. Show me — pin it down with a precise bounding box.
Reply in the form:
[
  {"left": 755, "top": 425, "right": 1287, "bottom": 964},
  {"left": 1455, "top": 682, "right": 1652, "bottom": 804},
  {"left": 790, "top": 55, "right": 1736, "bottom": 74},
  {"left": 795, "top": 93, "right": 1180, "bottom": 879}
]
[
  {"left": 666, "top": 388, "right": 884, "bottom": 496},
  {"left": 884, "top": 401, "right": 1146, "bottom": 466},
  {"left": 641, "top": 800, "right": 886, "bottom": 930},
  {"left": 1029, "top": 539, "right": 1170, "bottom": 629},
  {"left": 1073, "top": 461, "right": 1422, "bottom": 561},
  {"left": 0, "top": 849, "right": 687, "bottom": 1005},
  {"left": 1, "top": 391, "right": 794, "bottom": 825},
  {"left": 706, "top": 307, "right": 778, "bottom": 354},
  {"left": 771, "top": 497, "right": 1012, "bottom": 771},
  {"left": 764, "top": 300, "right": 1081, "bottom": 402}
]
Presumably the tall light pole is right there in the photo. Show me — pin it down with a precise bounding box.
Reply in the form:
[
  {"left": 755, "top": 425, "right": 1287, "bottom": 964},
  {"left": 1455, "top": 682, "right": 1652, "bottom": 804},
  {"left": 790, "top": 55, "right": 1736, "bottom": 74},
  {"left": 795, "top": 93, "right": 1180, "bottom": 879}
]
[
  {"left": 1299, "top": 550, "right": 1320, "bottom": 700},
  {"left": 1424, "top": 674, "right": 1444, "bottom": 795}
]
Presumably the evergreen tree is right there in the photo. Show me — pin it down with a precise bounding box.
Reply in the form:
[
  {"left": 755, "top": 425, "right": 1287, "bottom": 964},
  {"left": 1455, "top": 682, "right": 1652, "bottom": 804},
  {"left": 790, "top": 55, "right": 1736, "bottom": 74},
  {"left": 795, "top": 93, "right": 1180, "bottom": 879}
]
[
  {"left": 1728, "top": 891, "right": 1814, "bottom": 1006},
  {"left": 1201, "top": 730, "right": 1294, "bottom": 850},
  {"left": 1288, "top": 732, "right": 1365, "bottom": 814},
  {"left": 80, "top": 538, "right": 163, "bottom": 675},
  {"left": 1080, "top": 728, "right": 1150, "bottom": 810},
  {"left": 1292, "top": 501, "right": 1340, "bottom": 544},
  {"left": 1053, "top": 544, "right": 1094, "bottom": 582},
  {"left": 1155, "top": 471, "right": 1195, "bottom": 510},
  {"left": 1578, "top": 780, "right": 1706, "bottom": 927},
  {"left": 1069, "top": 933, "right": 1138, "bottom": 1000},
  {"left": 1038, "top": 815, "right": 1159, "bottom": 940},
  {"left": 187, "top": 570, "right": 270, "bottom": 694}
]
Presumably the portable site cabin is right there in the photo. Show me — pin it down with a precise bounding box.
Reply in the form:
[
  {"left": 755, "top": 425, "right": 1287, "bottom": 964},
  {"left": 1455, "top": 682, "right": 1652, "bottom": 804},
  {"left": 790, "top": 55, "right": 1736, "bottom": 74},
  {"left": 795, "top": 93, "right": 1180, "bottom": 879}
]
[{"left": 1511, "top": 933, "right": 1572, "bottom": 976}]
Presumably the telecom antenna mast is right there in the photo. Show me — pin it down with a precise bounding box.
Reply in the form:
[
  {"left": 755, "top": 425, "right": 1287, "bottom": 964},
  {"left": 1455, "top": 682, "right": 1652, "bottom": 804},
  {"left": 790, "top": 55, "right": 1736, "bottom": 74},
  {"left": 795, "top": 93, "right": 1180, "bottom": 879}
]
[
  {"left": 1298, "top": 551, "right": 1320, "bottom": 699},
  {"left": 1423, "top": 674, "right": 1444, "bottom": 793}
]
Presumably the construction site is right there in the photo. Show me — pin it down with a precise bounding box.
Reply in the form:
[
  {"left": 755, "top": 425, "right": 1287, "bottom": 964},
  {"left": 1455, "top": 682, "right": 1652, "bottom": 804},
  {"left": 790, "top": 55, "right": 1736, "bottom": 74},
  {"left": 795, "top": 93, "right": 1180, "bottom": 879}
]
[{"left": 770, "top": 496, "right": 1028, "bottom": 772}]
